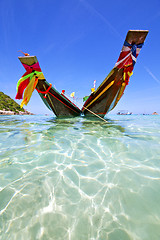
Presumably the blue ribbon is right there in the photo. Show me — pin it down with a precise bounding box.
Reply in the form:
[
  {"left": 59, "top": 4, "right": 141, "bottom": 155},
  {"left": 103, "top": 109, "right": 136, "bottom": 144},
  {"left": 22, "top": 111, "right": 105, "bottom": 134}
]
[{"left": 124, "top": 41, "right": 144, "bottom": 66}]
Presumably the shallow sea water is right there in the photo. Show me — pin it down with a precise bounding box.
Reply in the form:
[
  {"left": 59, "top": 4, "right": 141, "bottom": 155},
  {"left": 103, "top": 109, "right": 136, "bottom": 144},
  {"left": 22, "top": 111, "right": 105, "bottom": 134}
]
[{"left": 0, "top": 114, "right": 160, "bottom": 240}]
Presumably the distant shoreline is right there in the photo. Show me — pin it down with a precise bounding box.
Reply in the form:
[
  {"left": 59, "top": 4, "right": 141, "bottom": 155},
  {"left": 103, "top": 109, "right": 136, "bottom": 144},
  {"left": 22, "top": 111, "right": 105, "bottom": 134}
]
[{"left": 0, "top": 110, "right": 34, "bottom": 115}]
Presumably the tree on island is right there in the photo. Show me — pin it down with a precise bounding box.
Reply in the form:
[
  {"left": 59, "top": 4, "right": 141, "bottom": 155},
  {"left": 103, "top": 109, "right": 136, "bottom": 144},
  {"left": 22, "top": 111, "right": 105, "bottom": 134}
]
[{"left": 0, "top": 91, "right": 33, "bottom": 115}]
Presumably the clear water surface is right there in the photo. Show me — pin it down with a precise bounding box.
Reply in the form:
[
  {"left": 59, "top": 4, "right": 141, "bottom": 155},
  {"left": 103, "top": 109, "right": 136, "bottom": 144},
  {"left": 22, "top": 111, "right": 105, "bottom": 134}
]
[{"left": 0, "top": 114, "right": 160, "bottom": 240}]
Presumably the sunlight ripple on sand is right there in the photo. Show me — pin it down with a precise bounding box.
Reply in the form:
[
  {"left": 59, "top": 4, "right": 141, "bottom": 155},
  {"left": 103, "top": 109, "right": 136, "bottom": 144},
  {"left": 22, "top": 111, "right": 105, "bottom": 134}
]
[{"left": 0, "top": 115, "right": 160, "bottom": 239}]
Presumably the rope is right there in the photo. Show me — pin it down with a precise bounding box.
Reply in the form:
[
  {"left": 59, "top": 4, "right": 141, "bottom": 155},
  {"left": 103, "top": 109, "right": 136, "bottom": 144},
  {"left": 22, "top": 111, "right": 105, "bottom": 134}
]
[
  {"left": 36, "top": 83, "right": 52, "bottom": 95},
  {"left": 42, "top": 84, "right": 57, "bottom": 115},
  {"left": 37, "top": 83, "right": 80, "bottom": 114},
  {"left": 82, "top": 106, "right": 108, "bottom": 123}
]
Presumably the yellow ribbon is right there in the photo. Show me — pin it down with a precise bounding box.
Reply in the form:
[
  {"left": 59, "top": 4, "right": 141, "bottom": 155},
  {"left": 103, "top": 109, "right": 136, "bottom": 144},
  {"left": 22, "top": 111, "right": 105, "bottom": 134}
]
[
  {"left": 110, "top": 71, "right": 133, "bottom": 111},
  {"left": 20, "top": 72, "right": 45, "bottom": 108},
  {"left": 91, "top": 88, "right": 95, "bottom": 93},
  {"left": 20, "top": 76, "right": 39, "bottom": 108},
  {"left": 123, "top": 71, "right": 133, "bottom": 81}
]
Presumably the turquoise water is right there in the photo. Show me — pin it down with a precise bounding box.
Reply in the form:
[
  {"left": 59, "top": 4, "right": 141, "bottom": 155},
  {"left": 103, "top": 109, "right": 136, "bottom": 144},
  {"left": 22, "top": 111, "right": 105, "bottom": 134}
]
[{"left": 0, "top": 114, "right": 160, "bottom": 240}]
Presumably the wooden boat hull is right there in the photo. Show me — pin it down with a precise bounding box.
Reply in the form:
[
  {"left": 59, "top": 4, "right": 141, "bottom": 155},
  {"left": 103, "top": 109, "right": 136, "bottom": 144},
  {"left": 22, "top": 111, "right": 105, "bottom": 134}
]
[
  {"left": 36, "top": 79, "right": 81, "bottom": 117},
  {"left": 82, "top": 30, "right": 149, "bottom": 118},
  {"left": 18, "top": 56, "right": 81, "bottom": 117}
]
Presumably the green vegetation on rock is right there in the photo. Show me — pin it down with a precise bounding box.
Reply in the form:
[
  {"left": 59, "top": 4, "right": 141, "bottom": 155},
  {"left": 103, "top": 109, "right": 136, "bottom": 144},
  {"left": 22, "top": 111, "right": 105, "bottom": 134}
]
[{"left": 0, "top": 91, "right": 25, "bottom": 113}]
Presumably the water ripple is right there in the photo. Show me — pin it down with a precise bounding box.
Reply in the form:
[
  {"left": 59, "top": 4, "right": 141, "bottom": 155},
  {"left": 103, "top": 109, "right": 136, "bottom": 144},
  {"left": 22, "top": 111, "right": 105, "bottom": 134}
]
[{"left": 0, "top": 115, "right": 160, "bottom": 239}]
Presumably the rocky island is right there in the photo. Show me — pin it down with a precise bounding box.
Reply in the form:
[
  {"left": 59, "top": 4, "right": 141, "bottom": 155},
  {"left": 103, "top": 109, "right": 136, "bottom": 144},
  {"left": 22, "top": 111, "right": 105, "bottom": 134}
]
[{"left": 0, "top": 91, "right": 33, "bottom": 115}]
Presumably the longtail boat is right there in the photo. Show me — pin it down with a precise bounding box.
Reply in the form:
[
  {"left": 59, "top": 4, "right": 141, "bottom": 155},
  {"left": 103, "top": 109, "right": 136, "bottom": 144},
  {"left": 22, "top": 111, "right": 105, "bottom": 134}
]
[
  {"left": 82, "top": 30, "right": 148, "bottom": 118},
  {"left": 16, "top": 56, "right": 81, "bottom": 117}
]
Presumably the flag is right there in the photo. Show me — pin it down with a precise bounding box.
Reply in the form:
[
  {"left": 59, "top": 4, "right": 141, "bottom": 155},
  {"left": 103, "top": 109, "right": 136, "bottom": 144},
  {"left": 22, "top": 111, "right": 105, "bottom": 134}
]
[
  {"left": 83, "top": 96, "right": 89, "bottom": 102},
  {"left": 91, "top": 88, "right": 95, "bottom": 93},
  {"left": 93, "top": 80, "right": 96, "bottom": 89},
  {"left": 70, "top": 92, "right": 75, "bottom": 97}
]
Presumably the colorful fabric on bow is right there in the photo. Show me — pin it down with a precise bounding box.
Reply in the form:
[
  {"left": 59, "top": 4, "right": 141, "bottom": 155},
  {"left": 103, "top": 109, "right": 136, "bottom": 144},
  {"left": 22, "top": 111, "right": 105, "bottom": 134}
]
[
  {"left": 110, "top": 67, "right": 133, "bottom": 111},
  {"left": 22, "top": 62, "right": 42, "bottom": 72},
  {"left": 111, "top": 65, "right": 133, "bottom": 111},
  {"left": 123, "top": 64, "right": 133, "bottom": 85},
  {"left": 20, "top": 75, "right": 38, "bottom": 108},
  {"left": 16, "top": 70, "right": 44, "bottom": 107},
  {"left": 115, "top": 41, "right": 144, "bottom": 69}
]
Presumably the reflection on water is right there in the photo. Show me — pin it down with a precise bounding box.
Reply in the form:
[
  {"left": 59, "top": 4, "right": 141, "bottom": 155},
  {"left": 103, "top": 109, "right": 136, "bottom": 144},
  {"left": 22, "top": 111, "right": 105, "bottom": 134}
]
[{"left": 0, "top": 115, "right": 160, "bottom": 240}]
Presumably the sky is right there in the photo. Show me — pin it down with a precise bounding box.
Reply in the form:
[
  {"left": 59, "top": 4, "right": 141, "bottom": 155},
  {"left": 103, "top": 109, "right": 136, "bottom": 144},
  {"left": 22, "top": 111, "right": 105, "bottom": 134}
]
[{"left": 0, "top": 0, "right": 160, "bottom": 115}]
